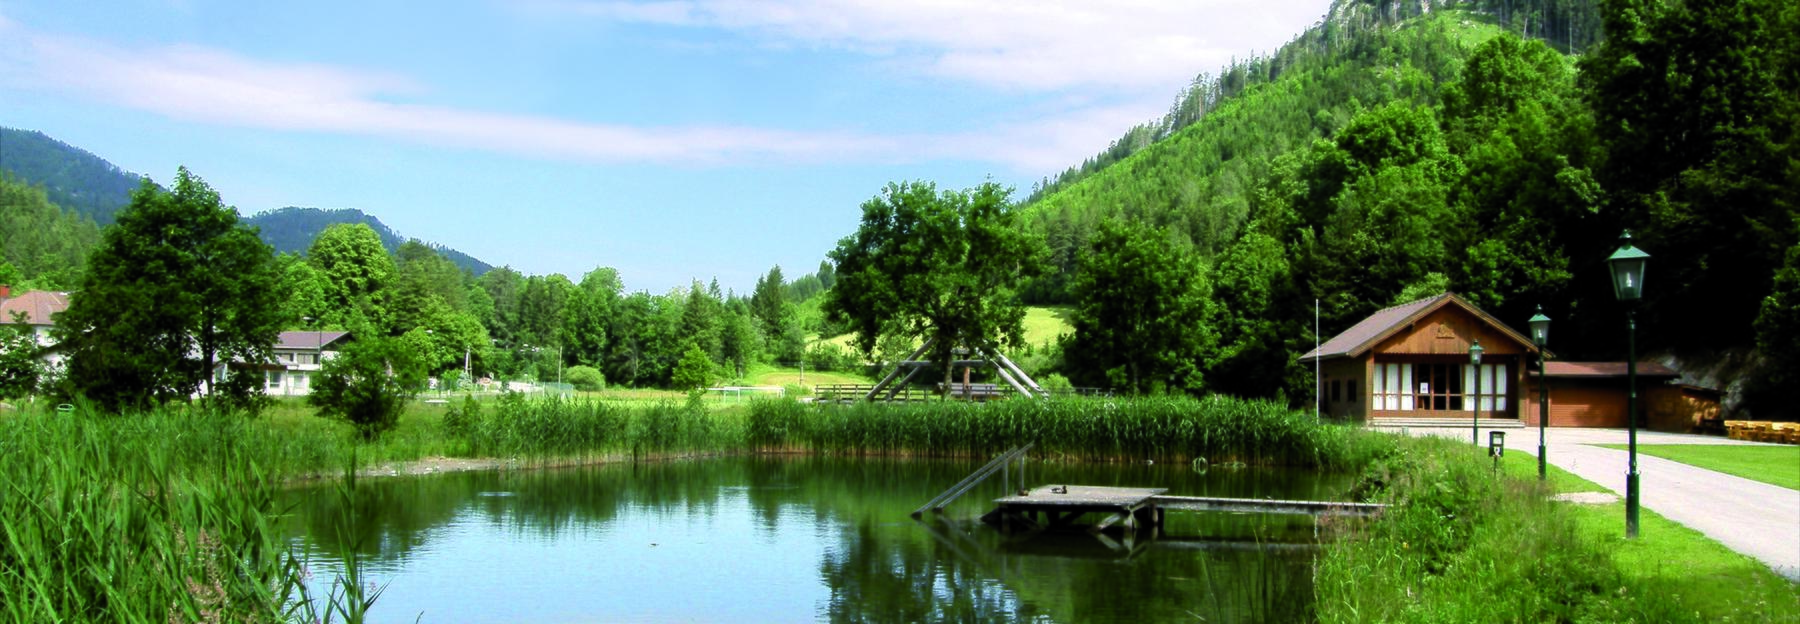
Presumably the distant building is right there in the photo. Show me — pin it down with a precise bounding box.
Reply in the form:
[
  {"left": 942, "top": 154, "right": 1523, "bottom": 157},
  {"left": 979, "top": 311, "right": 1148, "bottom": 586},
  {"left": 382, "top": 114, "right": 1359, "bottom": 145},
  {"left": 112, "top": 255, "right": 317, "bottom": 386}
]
[
  {"left": 257, "top": 330, "right": 351, "bottom": 397},
  {"left": 1299, "top": 292, "right": 1719, "bottom": 431},
  {"left": 0, "top": 286, "right": 72, "bottom": 373}
]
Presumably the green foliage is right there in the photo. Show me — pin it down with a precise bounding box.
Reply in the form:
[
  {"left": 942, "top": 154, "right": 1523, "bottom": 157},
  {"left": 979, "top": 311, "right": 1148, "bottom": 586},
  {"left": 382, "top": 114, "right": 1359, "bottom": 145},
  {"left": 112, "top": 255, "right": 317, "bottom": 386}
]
[
  {"left": 1062, "top": 221, "right": 1217, "bottom": 394},
  {"left": 563, "top": 267, "right": 621, "bottom": 370},
  {"left": 311, "top": 334, "right": 426, "bottom": 439},
  {"left": 0, "top": 127, "right": 141, "bottom": 223},
  {"left": 670, "top": 342, "right": 715, "bottom": 391},
  {"left": 1754, "top": 241, "right": 1800, "bottom": 404},
  {"left": 1581, "top": 0, "right": 1800, "bottom": 355},
  {"left": 0, "top": 314, "right": 41, "bottom": 399},
  {"left": 55, "top": 168, "right": 284, "bottom": 412},
  {"left": 243, "top": 206, "right": 493, "bottom": 275},
  {"left": 824, "top": 180, "right": 1044, "bottom": 392},
  {"left": 308, "top": 223, "right": 395, "bottom": 331},
  {"left": 0, "top": 177, "right": 101, "bottom": 289},
  {"left": 745, "top": 395, "right": 1395, "bottom": 467},
  {"left": 564, "top": 364, "right": 605, "bottom": 392},
  {"left": 1315, "top": 435, "right": 1764, "bottom": 623},
  {"left": 444, "top": 394, "right": 740, "bottom": 459},
  {"left": 804, "top": 341, "right": 860, "bottom": 373}
]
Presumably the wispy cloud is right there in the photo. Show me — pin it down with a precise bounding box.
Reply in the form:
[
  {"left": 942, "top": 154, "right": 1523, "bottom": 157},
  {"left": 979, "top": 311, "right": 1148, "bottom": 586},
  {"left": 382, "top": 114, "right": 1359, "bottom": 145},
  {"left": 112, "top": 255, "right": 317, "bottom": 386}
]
[
  {"left": 534, "top": 0, "right": 1322, "bottom": 92},
  {"left": 1, "top": 22, "right": 896, "bottom": 165},
  {"left": 0, "top": 2, "right": 1323, "bottom": 174}
]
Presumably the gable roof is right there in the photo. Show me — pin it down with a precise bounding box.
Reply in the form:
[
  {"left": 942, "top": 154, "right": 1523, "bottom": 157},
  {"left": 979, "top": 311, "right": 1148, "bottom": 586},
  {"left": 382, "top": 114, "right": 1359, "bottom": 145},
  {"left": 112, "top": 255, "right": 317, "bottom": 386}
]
[
  {"left": 275, "top": 330, "right": 351, "bottom": 351},
  {"left": 0, "top": 291, "right": 71, "bottom": 326},
  {"left": 1299, "top": 292, "right": 1540, "bottom": 363}
]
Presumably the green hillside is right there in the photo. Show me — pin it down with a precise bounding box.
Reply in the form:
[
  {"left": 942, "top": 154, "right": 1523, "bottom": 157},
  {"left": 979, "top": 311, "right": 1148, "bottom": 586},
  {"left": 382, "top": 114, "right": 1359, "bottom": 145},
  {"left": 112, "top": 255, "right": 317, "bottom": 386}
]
[
  {"left": 1009, "top": 0, "right": 1798, "bottom": 407},
  {"left": 0, "top": 127, "right": 143, "bottom": 224},
  {"left": 245, "top": 207, "right": 493, "bottom": 275}
]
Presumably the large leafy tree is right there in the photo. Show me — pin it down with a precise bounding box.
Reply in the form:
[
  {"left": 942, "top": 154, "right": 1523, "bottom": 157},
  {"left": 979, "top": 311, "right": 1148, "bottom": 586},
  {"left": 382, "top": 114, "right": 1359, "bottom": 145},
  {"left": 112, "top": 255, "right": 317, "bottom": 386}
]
[
  {"left": 55, "top": 168, "right": 284, "bottom": 411},
  {"left": 307, "top": 223, "right": 395, "bottom": 331},
  {"left": 1063, "top": 221, "right": 1217, "bottom": 394},
  {"left": 1581, "top": 0, "right": 1799, "bottom": 354},
  {"left": 823, "top": 180, "right": 1043, "bottom": 394}
]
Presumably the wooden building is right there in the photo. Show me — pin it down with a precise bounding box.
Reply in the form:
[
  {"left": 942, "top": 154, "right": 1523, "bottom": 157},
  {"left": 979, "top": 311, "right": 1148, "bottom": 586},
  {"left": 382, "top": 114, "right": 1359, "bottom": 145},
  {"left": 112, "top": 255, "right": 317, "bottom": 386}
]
[
  {"left": 1521, "top": 363, "right": 1721, "bottom": 432},
  {"left": 1303, "top": 293, "right": 1720, "bottom": 431},
  {"left": 1300, "top": 293, "right": 1539, "bottom": 424}
]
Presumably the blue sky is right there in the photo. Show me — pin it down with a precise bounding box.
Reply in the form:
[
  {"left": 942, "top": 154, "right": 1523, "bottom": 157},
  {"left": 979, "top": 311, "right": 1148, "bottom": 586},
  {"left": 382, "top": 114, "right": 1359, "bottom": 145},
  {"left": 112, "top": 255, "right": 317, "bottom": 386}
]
[{"left": 0, "top": 0, "right": 1332, "bottom": 294}]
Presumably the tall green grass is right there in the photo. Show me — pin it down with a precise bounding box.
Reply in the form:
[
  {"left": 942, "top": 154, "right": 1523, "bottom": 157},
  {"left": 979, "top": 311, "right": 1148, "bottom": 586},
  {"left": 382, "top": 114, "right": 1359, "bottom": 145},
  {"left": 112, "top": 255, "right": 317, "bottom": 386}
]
[
  {"left": 0, "top": 406, "right": 384, "bottom": 622},
  {"left": 443, "top": 393, "right": 746, "bottom": 460},
  {"left": 1314, "top": 435, "right": 1794, "bottom": 623},
  {"left": 747, "top": 395, "right": 1393, "bottom": 467}
]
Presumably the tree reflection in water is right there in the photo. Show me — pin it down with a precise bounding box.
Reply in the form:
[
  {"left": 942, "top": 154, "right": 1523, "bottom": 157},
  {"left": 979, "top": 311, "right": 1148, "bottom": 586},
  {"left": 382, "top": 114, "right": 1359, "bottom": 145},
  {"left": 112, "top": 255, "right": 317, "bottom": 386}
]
[{"left": 284, "top": 456, "right": 1341, "bottom": 622}]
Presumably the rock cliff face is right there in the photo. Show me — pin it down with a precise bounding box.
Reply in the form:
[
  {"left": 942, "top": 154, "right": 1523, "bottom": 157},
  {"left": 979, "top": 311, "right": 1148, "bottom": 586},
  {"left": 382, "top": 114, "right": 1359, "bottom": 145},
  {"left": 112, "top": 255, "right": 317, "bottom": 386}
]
[{"left": 1658, "top": 348, "right": 1786, "bottom": 420}]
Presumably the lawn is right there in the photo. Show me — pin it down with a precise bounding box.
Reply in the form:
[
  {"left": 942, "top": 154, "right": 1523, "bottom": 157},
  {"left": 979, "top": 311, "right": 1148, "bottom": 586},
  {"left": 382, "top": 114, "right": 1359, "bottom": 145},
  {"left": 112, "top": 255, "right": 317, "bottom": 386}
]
[
  {"left": 810, "top": 305, "right": 1075, "bottom": 352},
  {"left": 1496, "top": 451, "right": 1800, "bottom": 619},
  {"left": 1594, "top": 444, "right": 1800, "bottom": 490}
]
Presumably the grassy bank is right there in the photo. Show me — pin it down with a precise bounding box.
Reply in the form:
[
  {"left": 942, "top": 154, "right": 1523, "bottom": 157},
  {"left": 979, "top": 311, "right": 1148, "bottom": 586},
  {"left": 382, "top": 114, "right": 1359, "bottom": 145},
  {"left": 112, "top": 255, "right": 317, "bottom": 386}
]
[{"left": 1316, "top": 436, "right": 1800, "bottom": 623}]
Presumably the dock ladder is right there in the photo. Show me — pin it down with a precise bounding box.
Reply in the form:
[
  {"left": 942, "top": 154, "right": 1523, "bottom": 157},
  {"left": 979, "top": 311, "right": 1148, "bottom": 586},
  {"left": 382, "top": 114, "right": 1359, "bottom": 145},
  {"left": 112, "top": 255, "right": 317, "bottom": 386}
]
[{"left": 911, "top": 442, "right": 1034, "bottom": 518}]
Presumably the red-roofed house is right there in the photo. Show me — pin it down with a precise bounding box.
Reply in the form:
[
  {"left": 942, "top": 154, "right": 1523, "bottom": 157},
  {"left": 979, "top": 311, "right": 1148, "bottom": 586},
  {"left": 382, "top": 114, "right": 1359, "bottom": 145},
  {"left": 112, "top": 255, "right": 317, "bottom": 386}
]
[
  {"left": 0, "top": 287, "right": 73, "bottom": 373},
  {"left": 1300, "top": 292, "right": 1717, "bottom": 431}
]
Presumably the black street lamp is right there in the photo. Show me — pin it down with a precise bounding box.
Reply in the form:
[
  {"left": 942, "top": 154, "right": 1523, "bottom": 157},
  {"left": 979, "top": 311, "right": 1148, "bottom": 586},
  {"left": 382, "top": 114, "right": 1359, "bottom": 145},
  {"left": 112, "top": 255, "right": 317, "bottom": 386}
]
[
  {"left": 1469, "top": 339, "right": 1484, "bottom": 447},
  {"left": 1530, "top": 307, "right": 1551, "bottom": 481},
  {"left": 1608, "top": 230, "right": 1650, "bottom": 538}
]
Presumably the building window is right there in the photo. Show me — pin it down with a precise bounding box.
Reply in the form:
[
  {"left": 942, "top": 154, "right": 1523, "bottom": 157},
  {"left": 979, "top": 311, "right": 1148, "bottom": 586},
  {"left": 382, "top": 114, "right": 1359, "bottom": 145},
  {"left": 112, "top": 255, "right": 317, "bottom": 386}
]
[
  {"left": 267, "top": 371, "right": 283, "bottom": 389},
  {"left": 1465, "top": 363, "right": 1508, "bottom": 412},
  {"left": 298, "top": 353, "right": 316, "bottom": 365},
  {"left": 1330, "top": 379, "right": 1342, "bottom": 403}
]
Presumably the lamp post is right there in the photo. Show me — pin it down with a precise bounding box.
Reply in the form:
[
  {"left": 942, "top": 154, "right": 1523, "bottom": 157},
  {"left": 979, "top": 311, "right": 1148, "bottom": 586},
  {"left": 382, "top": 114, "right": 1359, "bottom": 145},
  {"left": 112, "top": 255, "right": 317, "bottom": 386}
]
[
  {"left": 1608, "top": 230, "right": 1650, "bottom": 538},
  {"left": 1529, "top": 307, "right": 1551, "bottom": 481},
  {"left": 1469, "top": 339, "right": 1484, "bottom": 447}
]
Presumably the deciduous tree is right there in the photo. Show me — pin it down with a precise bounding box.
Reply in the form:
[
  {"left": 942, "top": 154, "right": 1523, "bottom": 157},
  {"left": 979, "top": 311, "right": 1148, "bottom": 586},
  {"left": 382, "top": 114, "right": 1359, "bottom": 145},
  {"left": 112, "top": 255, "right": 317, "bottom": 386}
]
[
  {"left": 55, "top": 168, "right": 284, "bottom": 411},
  {"left": 824, "top": 181, "right": 1043, "bottom": 394}
]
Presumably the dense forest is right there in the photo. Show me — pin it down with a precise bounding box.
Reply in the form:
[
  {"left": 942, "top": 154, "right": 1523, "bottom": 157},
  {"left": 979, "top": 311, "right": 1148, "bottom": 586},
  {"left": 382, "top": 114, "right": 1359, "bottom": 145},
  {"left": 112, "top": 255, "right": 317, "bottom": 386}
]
[
  {"left": 245, "top": 207, "right": 494, "bottom": 276},
  {"left": 1017, "top": 0, "right": 1798, "bottom": 414},
  {"left": 0, "top": 127, "right": 141, "bottom": 224}
]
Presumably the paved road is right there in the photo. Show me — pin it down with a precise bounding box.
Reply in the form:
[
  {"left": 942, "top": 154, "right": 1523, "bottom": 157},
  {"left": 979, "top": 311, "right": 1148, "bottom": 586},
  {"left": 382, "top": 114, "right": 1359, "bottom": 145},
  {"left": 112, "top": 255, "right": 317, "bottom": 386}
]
[{"left": 1399, "top": 426, "right": 1800, "bottom": 581}]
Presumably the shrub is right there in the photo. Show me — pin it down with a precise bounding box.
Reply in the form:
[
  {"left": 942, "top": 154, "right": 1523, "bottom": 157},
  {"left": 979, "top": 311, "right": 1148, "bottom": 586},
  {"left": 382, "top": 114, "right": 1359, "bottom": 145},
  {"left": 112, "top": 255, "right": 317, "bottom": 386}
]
[
  {"left": 311, "top": 335, "right": 425, "bottom": 439},
  {"left": 565, "top": 365, "right": 605, "bottom": 391}
]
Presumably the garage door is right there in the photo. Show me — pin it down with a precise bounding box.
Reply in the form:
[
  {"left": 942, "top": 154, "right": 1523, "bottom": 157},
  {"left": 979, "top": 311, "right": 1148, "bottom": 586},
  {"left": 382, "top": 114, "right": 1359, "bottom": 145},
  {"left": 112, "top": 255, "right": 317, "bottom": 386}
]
[{"left": 1549, "top": 386, "right": 1627, "bottom": 427}]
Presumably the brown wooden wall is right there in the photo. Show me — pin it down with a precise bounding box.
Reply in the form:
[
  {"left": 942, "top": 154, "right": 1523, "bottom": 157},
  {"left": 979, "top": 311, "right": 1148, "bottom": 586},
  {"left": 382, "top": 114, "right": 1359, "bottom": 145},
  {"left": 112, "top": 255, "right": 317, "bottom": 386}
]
[
  {"left": 1372, "top": 307, "right": 1530, "bottom": 358},
  {"left": 1524, "top": 381, "right": 1708, "bottom": 431}
]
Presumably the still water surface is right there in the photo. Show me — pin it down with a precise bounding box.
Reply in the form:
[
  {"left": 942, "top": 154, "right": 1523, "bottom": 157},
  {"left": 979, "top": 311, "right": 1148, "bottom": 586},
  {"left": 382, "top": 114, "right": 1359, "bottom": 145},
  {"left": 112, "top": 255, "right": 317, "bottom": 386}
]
[{"left": 285, "top": 456, "right": 1352, "bottom": 622}]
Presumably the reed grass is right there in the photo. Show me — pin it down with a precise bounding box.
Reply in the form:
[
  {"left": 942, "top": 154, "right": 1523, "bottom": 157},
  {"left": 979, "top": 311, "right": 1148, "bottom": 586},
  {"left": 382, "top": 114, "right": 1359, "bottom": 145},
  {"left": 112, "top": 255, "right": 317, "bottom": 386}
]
[
  {"left": 443, "top": 392, "right": 747, "bottom": 460},
  {"left": 0, "top": 405, "right": 386, "bottom": 623},
  {"left": 747, "top": 395, "right": 1394, "bottom": 467}
]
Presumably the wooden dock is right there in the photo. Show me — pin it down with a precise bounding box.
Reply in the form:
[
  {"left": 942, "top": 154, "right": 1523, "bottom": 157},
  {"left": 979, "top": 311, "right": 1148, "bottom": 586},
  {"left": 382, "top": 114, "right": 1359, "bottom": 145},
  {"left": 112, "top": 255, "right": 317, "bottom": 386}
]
[{"left": 982, "top": 484, "right": 1384, "bottom": 534}]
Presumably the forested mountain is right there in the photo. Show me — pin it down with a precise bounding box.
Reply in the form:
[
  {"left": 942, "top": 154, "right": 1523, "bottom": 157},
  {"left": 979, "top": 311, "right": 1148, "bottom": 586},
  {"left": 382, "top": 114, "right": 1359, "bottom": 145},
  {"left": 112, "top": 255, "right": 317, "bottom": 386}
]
[
  {"left": 1016, "top": 0, "right": 1798, "bottom": 413},
  {"left": 0, "top": 176, "right": 102, "bottom": 290},
  {"left": 0, "top": 127, "right": 144, "bottom": 224},
  {"left": 243, "top": 207, "right": 493, "bottom": 276}
]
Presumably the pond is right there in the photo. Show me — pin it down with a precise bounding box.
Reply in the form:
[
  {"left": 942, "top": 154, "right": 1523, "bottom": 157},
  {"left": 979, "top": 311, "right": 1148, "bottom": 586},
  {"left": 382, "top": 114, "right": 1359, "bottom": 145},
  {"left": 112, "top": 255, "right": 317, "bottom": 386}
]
[{"left": 284, "top": 456, "right": 1355, "bottom": 622}]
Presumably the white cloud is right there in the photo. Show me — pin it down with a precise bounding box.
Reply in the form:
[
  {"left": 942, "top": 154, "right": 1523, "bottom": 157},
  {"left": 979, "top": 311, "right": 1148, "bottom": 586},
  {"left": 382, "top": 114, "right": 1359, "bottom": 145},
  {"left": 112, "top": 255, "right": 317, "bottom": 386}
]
[
  {"left": 0, "top": 1, "right": 1328, "bottom": 175},
  {"left": 540, "top": 0, "right": 1328, "bottom": 92}
]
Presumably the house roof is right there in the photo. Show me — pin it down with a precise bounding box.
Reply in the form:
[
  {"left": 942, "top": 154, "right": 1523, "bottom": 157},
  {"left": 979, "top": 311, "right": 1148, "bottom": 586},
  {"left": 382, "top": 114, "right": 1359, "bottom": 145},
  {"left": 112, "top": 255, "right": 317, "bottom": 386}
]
[
  {"left": 1299, "top": 292, "right": 1540, "bottom": 363},
  {"left": 0, "top": 291, "right": 71, "bottom": 326},
  {"left": 275, "top": 330, "right": 351, "bottom": 351},
  {"left": 1545, "top": 361, "right": 1680, "bottom": 378}
]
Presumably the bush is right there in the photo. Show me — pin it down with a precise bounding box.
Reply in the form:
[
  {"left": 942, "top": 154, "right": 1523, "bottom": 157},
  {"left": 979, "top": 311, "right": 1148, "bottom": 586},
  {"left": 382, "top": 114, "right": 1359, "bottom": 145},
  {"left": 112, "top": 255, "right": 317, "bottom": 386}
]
[
  {"left": 565, "top": 365, "right": 605, "bottom": 392},
  {"left": 310, "top": 335, "right": 425, "bottom": 439},
  {"left": 805, "top": 342, "right": 859, "bottom": 372}
]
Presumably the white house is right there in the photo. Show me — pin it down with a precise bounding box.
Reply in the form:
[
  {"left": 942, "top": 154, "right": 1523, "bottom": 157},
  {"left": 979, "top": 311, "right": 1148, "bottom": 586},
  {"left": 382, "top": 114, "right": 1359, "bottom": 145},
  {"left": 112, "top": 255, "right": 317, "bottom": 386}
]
[
  {"left": 0, "top": 286, "right": 72, "bottom": 374},
  {"left": 261, "top": 330, "right": 351, "bottom": 396}
]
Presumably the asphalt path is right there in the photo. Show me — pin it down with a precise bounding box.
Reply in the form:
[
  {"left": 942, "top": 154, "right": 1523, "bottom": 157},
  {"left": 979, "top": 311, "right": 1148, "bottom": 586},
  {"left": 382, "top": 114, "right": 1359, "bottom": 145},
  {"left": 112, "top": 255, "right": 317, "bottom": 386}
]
[{"left": 1400, "top": 426, "right": 1800, "bottom": 581}]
